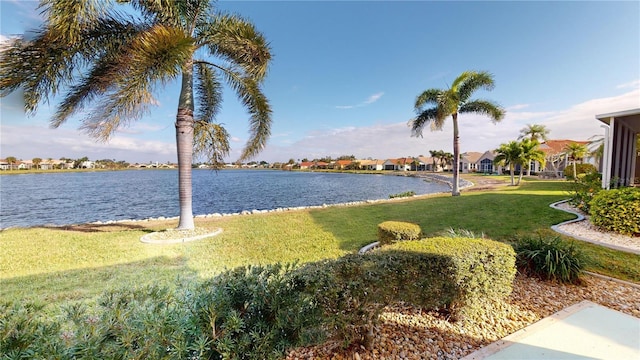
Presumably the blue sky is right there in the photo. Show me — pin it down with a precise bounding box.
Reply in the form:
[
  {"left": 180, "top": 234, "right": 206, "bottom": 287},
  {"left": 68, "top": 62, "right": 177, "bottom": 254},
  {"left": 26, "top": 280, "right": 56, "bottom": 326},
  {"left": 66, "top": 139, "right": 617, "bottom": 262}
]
[{"left": 1, "top": 0, "right": 639, "bottom": 164}]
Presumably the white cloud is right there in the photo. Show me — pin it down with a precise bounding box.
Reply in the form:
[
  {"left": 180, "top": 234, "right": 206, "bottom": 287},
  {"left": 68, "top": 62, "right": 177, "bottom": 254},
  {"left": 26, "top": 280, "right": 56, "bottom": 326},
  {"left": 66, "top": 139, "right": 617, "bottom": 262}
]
[
  {"left": 335, "top": 91, "right": 384, "bottom": 109},
  {"left": 255, "top": 88, "right": 640, "bottom": 162},
  {"left": 0, "top": 125, "right": 175, "bottom": 163},
  {"left": 507, "top": 104, "right": 530, "bottom": 111},
  {"left": 616, "top": 79, "right": 640, "bottom": 89}
]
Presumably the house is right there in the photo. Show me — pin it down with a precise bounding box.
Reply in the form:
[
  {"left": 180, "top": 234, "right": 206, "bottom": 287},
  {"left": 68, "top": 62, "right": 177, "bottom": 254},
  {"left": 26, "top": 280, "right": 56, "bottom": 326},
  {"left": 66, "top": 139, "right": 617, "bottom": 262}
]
[
  {"left": 475, "top": 151, "right": 500, "bottom": 174},
  {"left": 383, "top": 158, "right": 413, "bottom": 171},
  {"left": 596, "top": 108, "right": 640, "bottom": 188},
  {"left": 538, "top": 139, "right": 590, "bottom": 177},
  {"left": 332, "top": 160, "right": 353, "bottom": 170},
  {"left": 358, "top": 159, "right": 384, "bottom": 171},
  {"left": 299, "top": 161, "right": 328, "bottom": 170},
  {"left": 460, "top": 152, "right": 483, "bottom": 173}
]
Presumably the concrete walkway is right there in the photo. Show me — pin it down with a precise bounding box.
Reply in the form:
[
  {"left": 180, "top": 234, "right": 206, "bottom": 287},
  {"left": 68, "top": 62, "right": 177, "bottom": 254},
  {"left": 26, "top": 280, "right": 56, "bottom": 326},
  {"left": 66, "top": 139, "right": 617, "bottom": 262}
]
[{"left": 462, "top": 301, "right": 640, "bottom": 360}]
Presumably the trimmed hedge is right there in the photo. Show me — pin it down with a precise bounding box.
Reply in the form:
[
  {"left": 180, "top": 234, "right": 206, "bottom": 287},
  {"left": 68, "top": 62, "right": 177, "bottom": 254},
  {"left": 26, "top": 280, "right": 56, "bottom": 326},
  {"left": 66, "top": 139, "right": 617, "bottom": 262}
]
[
  {"left": 589, "top": 187, "right": 640, "bottom": 236},
  {"left": 377, "top": 221, "right": 421, "bottom": 245},
  {"left": 384, "top": 237, "right": 516, "bottom": 319}
]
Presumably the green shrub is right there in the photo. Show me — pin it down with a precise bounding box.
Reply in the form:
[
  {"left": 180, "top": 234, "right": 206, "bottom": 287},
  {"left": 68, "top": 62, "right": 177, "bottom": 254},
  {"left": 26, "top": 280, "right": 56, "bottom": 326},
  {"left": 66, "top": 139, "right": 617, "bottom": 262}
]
[
  {"left": 194, "top": 264, "right": 323, "bottom": 360},
  {"left": 385, "top": 237, "right": 516, "bottom": 320},
  {"left": 567, "top": 171, "right": 602, "bottom": 212},
  {"left": 511, "top": 233, "right": 587, "bottom": 283},
  {"left": 377, "top": 221, "right": 421, "bottom": 245},
  {"left": 389, "top": 190, "right": 416, "bottom": 198},
  {"left": 589, "top": 187, "right": 640, "bottom": 236},
  {"left": 564, "top": 163, "right": 597, "bottom": 180},
  {"left": 1, "top": 285, "right": 208, "bottom": 359}
]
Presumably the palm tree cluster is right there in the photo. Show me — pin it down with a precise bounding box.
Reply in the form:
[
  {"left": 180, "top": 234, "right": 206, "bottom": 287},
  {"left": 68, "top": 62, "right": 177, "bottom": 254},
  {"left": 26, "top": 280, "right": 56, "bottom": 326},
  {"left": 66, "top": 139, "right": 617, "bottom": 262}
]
[
  {"left": 494, "top": 138, "right": 546, "bottom": 186},
  {"left": 428, "top": 149, "right": 454, "bottom": 171},
  {"left": 0, "top": 0, "right": 272, "bottom": 230}
]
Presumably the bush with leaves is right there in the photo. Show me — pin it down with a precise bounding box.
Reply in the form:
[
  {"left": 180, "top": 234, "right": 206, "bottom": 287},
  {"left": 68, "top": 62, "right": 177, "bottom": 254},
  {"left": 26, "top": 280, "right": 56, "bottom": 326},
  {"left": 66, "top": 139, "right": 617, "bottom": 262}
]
[
  {"left": 1, "top": 285, "right": 209, "bottom": 359},
  {"left": 567, "top": 170, "right": 602, "bottom": 212},
  {"left": 511, "top": 233, "right": 587, "bottom": 284},
  {"left": 589, "top": 187, "right": 640, "bottom": 236},
  {"left": 194, "top": 264, "right": 324, "bottom": 360},
  {"left": 563, "top": 163, "right": 597, "bottom": 180},
  {"left": 389, "top": 190, "right": 416, "bottom": 198},
  {"left": 377, "top": 221, "right": 421, "bottom": 245}
]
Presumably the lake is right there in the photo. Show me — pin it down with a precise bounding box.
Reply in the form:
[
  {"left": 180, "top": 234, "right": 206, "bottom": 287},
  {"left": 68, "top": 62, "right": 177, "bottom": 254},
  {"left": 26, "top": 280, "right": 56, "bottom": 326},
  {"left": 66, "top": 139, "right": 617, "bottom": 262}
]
[{"left": 0, "top": 169, "right": 449, "bottom": 229}]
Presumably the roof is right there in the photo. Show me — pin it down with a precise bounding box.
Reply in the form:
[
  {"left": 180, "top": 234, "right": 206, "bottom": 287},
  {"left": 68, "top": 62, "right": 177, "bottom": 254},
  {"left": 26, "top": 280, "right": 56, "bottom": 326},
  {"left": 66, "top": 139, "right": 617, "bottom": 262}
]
[
  {"left": 596, "top": 108, "right": 640, "bottom": 132},
  {"left": 461, "top": 152, "right": 483, "bottom": 163},
  {"left": 540, "top": 139, "right": 590, "bottom": 155}
]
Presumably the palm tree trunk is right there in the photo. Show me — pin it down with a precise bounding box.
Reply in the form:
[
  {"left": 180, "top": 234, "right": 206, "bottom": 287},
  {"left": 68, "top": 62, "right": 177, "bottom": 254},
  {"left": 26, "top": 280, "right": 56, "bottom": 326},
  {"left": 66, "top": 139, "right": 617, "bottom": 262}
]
[
  {"left": 572, "top": 159, "right": 577, "bottom": 181},
  {"left": 510, "top": 165, "right": 515, "bottom": 185},
  {"left": 175, "top": 65, "right": 196, "bottom": 230},
  {"left": 517, "top": 167, "right": 524, "bottom": 185},
  {"left": 451, "top": 113, "right": 460, "bottom": 196}
]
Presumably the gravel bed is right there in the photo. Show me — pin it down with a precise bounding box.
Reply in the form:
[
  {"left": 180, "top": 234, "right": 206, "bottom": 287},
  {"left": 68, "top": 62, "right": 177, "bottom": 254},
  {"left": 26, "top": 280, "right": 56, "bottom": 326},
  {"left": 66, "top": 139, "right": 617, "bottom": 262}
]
[
  {"left": 285, "top": 274, "right": 640, "bottom": 359},
  {"left": 553, "top": 201, "right": 639, "bottom": 253}
]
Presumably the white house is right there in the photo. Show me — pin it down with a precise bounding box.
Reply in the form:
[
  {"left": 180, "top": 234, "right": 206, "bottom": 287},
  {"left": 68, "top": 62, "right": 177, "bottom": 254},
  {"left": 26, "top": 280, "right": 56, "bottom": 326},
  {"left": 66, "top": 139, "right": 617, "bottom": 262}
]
[{"left": 597, "top": 108, "right": 639, "bottom": 188}]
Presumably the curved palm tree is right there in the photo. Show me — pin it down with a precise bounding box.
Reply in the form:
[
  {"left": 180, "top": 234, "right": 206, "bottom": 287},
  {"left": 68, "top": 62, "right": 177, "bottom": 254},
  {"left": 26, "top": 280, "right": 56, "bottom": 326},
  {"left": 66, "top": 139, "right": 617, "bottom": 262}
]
[
  {"left": 411, "top": 71, "right": 505, "bottom": 196},
  {"left": 518, "top": 138, "right": 546, "bottom": 184},
  {"left": 0, "top": 0, "right": 272, "bottom": 230},
  {"left": 518, "top": 124, "right": 549, "bottom": 143},
  {"left": 494, "top": 141, "right": 523, "bottom": 186},
  {"left": 564, "top": 142, "right": 588, "bottom": 180}
]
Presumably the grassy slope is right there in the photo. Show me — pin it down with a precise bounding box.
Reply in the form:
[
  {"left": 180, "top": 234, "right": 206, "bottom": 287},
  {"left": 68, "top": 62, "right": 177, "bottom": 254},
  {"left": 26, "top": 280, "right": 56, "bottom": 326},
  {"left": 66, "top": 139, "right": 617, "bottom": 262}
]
[{"left": 1, "top": 178, "right": 637, "bottom": 306}]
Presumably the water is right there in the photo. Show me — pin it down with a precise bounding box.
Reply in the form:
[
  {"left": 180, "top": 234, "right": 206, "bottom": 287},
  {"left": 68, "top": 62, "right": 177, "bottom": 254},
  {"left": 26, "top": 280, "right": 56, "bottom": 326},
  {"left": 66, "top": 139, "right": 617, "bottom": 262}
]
[{"left": 0, "top": 169, "right": 449, "bottom": 228}]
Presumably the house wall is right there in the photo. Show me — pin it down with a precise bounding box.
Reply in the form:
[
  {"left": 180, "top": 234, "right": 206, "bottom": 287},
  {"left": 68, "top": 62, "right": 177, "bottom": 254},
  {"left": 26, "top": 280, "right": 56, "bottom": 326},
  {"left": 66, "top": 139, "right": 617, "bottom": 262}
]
[{"left": 611, "top": 121, "right": 637, "bottom": 187}]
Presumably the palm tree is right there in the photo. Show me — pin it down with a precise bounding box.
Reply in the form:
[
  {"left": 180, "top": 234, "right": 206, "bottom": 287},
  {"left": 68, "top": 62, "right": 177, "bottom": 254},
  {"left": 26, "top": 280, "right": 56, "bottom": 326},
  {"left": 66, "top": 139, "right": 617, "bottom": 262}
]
[
  {"left": 518, "top": 124, "right": 549, "bottom": 175},
  {"left": 411, "top": 71, "right": 505, "bottom": 196},
  {"left": 0, "top": 0, "right": 272, "bottom": 230},
  {"left": 518, "top": 124, "right": 549, "bottom": 143},
  {"left": 5, "top": 156, "right": 17, "bottom": 171},
  {"left": 494, "top": 141, "right": 523, "bottom": 186},
  {"left": 564, "top": 142, "right": 588, "bottom": 180},
  {"left": 518, "top": 139, "right": 545, "bottom": 184},
  {"left": 429, "top": 150, "right": 441, "bottom": 172},
  {"left": 32, "top": 157, "right": 42, "bottom": 170}
]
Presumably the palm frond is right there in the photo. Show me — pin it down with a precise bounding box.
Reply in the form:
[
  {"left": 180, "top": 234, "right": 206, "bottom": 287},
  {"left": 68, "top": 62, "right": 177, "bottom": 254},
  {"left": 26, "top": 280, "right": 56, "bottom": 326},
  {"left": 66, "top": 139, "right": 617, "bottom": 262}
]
[
  {"left": 414, "top": 89, "right": 440, "bottom": 110},
  {"left": 220, "top": 69, "right": 272, "bottom": 161},
  {"left": 0, "top": 28, "right": 79, "bottom": 113},
  {"left": 194, "top": 62, "right": 223, "bottom": 124},
  {"left": 410, "top": 107, "right": 443, "bottom": 137},
  {"left": 193, "top": 120, "right": 230, "bottom": 168},
  {"left": 458, "top": 71, "right": 495, "bottom": 103},
  {"left": 38, "top": 0, "right": 108, "bottom": 43},
  {"left": 78, "top": 24, "right": 193, "bottom": 140},
  {"left": 459, "top": 99, "right": 505, "bottom": 123},
  {"left": 201, "top": 13, "right": 272, "bottom": 80}
]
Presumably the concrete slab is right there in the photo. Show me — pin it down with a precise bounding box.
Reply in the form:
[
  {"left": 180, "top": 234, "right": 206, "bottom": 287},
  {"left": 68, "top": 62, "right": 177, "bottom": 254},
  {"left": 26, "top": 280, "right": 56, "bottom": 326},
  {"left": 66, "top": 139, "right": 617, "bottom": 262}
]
[{"left": 462, "top": 300, "right": 640, "bottom": 360}]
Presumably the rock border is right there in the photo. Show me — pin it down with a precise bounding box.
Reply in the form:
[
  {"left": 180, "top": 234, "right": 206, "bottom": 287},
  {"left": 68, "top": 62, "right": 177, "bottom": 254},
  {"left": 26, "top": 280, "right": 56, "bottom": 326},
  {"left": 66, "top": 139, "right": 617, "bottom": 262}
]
[
  {"left": 140, "top": 228, "right": 223, "bottom": 244},
  {"left": 549, "top": 199, "right": 640, "bottom": 255}
]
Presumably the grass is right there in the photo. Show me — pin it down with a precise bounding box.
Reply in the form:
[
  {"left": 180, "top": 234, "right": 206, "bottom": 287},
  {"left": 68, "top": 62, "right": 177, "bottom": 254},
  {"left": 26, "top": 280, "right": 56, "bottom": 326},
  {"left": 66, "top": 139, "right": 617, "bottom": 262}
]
[{"left": 1, "top": 177, "right": 638, "bottom": 307}]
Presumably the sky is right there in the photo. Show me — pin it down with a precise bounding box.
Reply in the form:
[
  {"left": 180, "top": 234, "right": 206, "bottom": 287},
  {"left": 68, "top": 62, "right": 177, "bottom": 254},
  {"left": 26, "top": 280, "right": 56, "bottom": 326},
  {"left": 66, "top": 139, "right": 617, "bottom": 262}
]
[{"left": 1, "top": 0, "right": 639, "bottom": 164}]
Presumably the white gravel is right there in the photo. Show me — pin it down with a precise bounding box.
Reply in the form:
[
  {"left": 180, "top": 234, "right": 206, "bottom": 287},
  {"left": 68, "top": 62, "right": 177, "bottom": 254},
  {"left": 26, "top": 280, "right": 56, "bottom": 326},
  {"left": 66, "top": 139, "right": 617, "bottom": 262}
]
[{"left": 552, "top": 201, "right": 639, "bottom": 254}]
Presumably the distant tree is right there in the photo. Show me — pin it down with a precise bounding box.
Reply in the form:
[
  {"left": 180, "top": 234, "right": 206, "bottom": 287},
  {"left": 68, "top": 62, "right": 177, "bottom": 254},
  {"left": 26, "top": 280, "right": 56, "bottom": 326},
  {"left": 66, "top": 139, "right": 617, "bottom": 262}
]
[
  {"left": 518, "top": 124, "right": 550, "bottom": 143},
  {"left": 564, "top": 142, "right": 589, "bottom": 180},
  {"left": 301, "top": 158, "right": 309, "bottom": 163},
  {"left": 518, "top": 139, "right": 546, "bottom": 183},
  {"left": 494, "top": 141, "right": 523, "bottom": 186},
  {"left": 32, "top": 157, "right": 42, "bottom": 169},
  {"left": 74, "top": 156, "right": 89, "bottom": 169},
  {"left": 411, "top": 71, "right": 505, "bottom": 196},
  {"left": 337, "top": 155, "right": 356, "bottom": 160},
  {"left": 428, "top": 150, "right": 439, "bottom": 171},
  {"left": 5, "top": 156, "right": 17, "bottom": 170}
]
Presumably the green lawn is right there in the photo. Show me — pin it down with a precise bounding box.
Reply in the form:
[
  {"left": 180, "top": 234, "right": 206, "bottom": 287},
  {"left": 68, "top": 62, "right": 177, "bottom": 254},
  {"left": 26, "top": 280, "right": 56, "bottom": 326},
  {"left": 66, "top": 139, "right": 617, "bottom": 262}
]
[{"left": 1, "top": 178, "right": 638, "bottom": 306}]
